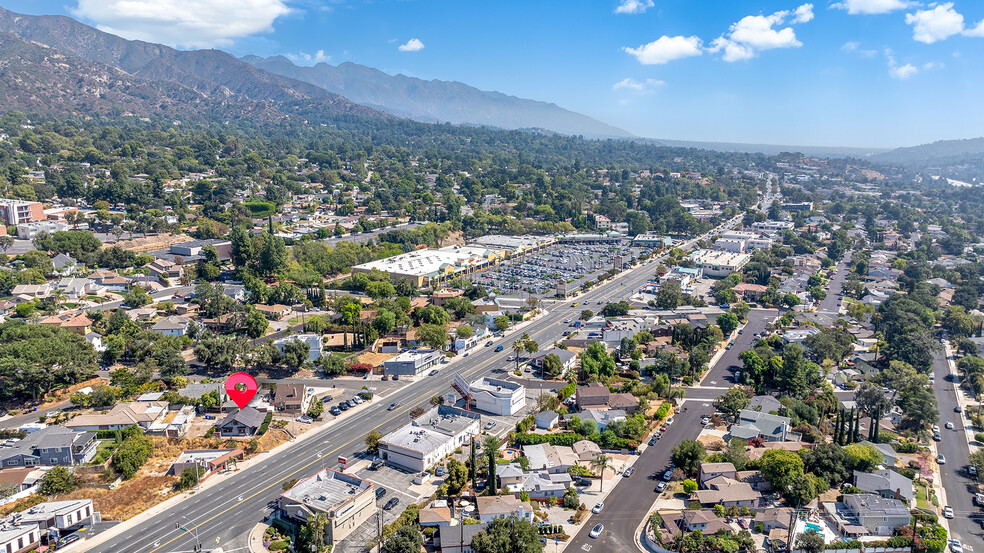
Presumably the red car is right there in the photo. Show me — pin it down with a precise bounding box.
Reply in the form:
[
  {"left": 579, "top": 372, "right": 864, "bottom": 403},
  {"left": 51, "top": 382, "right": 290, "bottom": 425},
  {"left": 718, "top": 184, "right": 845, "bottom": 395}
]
[{"left": 737, "top": 519, "right": 748, "bottom": 529}]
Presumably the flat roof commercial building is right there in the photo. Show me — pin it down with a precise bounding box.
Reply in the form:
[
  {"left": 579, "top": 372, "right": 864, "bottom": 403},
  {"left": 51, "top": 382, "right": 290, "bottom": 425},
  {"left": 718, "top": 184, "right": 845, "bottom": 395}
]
[
  {"left": 384, "top": 349, "right": 444, "bottom": 376},
  {"left": 351, "top": 246, "right": 504, "bottom": 287},
  {"left": 453, "top": 373, "right": 526, "bottom": 416},
  {"left": 687, "top": 249, "right": 751, "bottom": 278},
  {"left": 0, "top": 199, "right": 44, "bottom": 226},
  {"left": 278, "top": 469, "right": 376, "bottom": 546},
  {"left": 377, "top": 405, "right": 481, "bottom": 472}
]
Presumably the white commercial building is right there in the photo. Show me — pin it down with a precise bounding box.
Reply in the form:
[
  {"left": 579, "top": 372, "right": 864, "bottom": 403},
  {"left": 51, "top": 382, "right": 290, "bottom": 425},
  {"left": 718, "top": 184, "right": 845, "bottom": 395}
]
[
  {"left": 377, "top": 405, "right": 481, "bottom": 472},
  {"left": 383, "top": 349, "right": 444, "bottom": 376},
  {"left": 752, "top": 221, "right": 795, "bottom": 234},
  {"left": 687, "top": 249, "right": 751, "bottom": 278},
  {"left": 351, "top": 245, "right": 505, "bottom": 287},
  {"left": 453, "top": 373, "right": 526, "bottom": 416},
  {"left": 16, "top": 221, "right": 67, "bottom": 240},
  {"left": 720, "top": 231, "right": 773, "bottom": 251}
]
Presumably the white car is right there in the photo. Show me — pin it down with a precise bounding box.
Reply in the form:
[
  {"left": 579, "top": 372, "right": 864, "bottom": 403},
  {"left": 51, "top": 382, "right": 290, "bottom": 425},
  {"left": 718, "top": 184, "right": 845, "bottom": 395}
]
[
  {"left": 944, "top": 506, "right": 954, "bottom": 519},
  {"left": 701, "top": 417, "right": 711, "bottom": 425},
  {"left": 938, "top": 454, "right": 947, "bottom": 464},
  {"left": 945, "top": 422, "right": 954, "bottom": 430},
  {"left": 297, "top": 416, "right": 313, "bottom": 424},
  {"left": 589, "top": 524, "right": 604, "bottom": 539},
  {"left": 665, "top": 417, "right": 674, "bottom": 426},
  {"left": 950, "top": 540, "right": 963, "bottom": 553},
  {"left": 592, "top": 502, "right": 604, "bottom": 513}
]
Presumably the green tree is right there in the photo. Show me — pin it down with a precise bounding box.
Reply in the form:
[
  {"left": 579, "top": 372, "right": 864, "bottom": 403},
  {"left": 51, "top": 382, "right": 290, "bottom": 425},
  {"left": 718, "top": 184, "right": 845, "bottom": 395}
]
[
  {"left": 471, "top": 515, "right": 544, "bottom": 553},
  {"left": 366, "top": 430, "right": 383, "bottom": 454},
  {"left": 713, "top": 387, "right": 750, "bottom": 421},
  {"left": 280, "top": 339, "right": 310, "bottom": 369},
  {"left": 298, "top": 512, "right": 329, "bottom": 553},
  {"left": 656, "top": 279, "right": 682, "bottom": 309},
  {"left": 318, "top": 353, "right": 347, "bottom": 376},
  {"left": 783, "top": 293, "right": 801, "bottom": 308},
  {"left": 153, "top": 348, "right": 189, "bottom": 383},
  {"left": 242, "top": 307, "right": 269, "bottom": 339},
  {"left": 177, "top": 466, "right": 206, "bottom": 490},
  {"left": 796, "top": 529, "right": 825, "bottom": 553},
  {"left": 113, "top": 433, "right": 154, "bottom": 479},
  {"left": 731, "top": 301, "right": 751, "bottom": 320},
  {"left": 39, "top": 466, "right": 77, "bottom": 496},
  {"left": 541, "top": 354, "right": 564, "bottom": 379},
  {"left": 759, "top": 449, "right": 806, "bottom": 497},
  {"left": 580, "top": 309, "right": 594, "bottom": 321},
  {"left": 229, "top": 224, "right": 255, "bottom": 270},
  {"left": 671, "top": 440, "right": 706, "bottom": 478},
  {"left": 259, "top": 233, "right": 289, "bottom": 276},
  {"left": 493, "top": 316, "right": 510, "bottom": 332},
  {"left": 383, "top": 524, "right": 423, "bottom": 553},
  {"left": 717, "top": 312, "right": 740, "bottom": 335},
  {"left": 417, "top": 324, "right": 449, "bottom": 350},
  {"left": 844, "top": 443, "right": 882, "bottom": 472}
]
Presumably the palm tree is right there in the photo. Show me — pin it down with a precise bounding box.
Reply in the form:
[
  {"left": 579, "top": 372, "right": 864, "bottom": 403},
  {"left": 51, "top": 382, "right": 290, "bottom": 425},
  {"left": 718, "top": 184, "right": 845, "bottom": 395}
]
[
  {"left": 511, "top": 340, "right": 526, "bottom": 371},
  {"left": 590, "top": 454, "right": 611, "bottom": 493}
]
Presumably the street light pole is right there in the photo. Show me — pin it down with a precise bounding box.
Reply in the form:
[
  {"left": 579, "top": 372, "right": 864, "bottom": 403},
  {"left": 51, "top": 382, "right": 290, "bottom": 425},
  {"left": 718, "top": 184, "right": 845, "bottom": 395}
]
[{"left": 175, "top": 515, "right": 202, "bottom": 552}]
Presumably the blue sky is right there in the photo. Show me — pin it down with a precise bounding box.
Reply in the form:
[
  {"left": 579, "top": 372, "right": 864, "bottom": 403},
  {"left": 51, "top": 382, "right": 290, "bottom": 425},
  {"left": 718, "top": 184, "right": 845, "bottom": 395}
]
[{"left": 5, "top": 0, "right": 984, "bottom": 148}]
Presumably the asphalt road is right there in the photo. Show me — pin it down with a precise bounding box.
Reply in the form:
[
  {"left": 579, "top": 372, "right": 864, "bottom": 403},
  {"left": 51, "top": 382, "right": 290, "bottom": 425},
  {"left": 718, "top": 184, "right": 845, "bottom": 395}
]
[
  {"left": 932, "top": 348, "right": 984, "bottom": 548},
  {"left": 82, "top": 217, "right": 742, "bottom": 553},
  {"left": 815, "top": 251, "right": 851, "bottom": 315}
]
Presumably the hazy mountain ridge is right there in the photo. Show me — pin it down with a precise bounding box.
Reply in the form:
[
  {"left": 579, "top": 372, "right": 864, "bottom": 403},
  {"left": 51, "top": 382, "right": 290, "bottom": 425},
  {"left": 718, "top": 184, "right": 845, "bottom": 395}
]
[
  {"left": 871, "top": 137, "right": 984, "bottom": 166},
  {"left": 242, "top": 55, "right": 633, "bottom": 139},
  {"left": 0, "top": 6, "right": 387, "bottom": 121}
]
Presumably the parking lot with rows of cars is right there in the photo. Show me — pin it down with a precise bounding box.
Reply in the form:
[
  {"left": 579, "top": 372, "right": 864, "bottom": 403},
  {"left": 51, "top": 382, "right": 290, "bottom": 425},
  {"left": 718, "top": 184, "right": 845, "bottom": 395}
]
[{"left": 473, "top": 241, "right": 647, "bottom": 299}]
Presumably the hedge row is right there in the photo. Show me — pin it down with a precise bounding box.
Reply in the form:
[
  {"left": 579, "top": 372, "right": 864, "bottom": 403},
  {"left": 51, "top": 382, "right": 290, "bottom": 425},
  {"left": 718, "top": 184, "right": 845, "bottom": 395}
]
[
  {"left": 654, "top": 403, "right": 671, "bottom": 421},
  {"left": 259, "top": 413, "right": 274, "bottom": 435}
]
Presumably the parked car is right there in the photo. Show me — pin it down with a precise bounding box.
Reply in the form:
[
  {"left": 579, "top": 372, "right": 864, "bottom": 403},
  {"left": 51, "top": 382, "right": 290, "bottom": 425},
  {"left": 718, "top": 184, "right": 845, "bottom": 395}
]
[
  {"left": 297, "top": 416, "right": 313, "bottom": 424},
  {"left": 665, "top": 417, "right": 674, "bottom": 426},
  {"left": 938, "top": 454, "right": 947, "bottom": 464},
  {"left": 944, "top": 506, "right": 954, "bottom": 519},
  {"left": 329, "top": 406, "right": 341, "bottom": 416},
  {"left": 338, "top": 402, "right": 349, "bottom": 411},
  {"left": 589, "top": 524, "right": 604, "bottom": 539},
  {"left": 392, "top": 375, "right": 400, "bottom": 381},
  {"left": 435, "top": 465, "right": 445, "bottom": 477},
  {"left": 321, "top": 395, "right": 333, "bottom": 403},
  {"left": 970, "top": 465, "right": 978, "bottom": 477},
  {"left": 384, "top": 498, "right": 400, "bottom": 510},
  {"left": 737, "top": 518, "right": 748, "bottom": 529},
  {"left": 375, "top": 486, "right": 387, "bottom": 498},
  {"left": 663, "top": 470, "right": 672, "bottom": 481},
  {"left": 655, "top": 481, "right": 667, "bottom": 493},
  {"left": 648, "top": 436, "right": 658, "bottom": 446},
  {"left": 950, "top": 540, "right": 963, "bottom": 553},
  {"left": 701, "top": 417, "right": 710, "bottom": 425},
  {"left": 955, "top": 405, "right": 962, "bottom": 413},
  {"left": 484, "top": 421, "right": 497, "bottom": 430},
  {"left": 624, "top": 467, "right": 635, "bottom": 478},
  {"left": 55, "top": 535, "right": 81, "bottom": 550}
]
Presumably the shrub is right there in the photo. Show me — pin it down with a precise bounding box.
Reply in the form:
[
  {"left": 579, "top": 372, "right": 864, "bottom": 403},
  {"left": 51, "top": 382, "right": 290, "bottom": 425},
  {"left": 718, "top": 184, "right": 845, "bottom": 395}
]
[
  {"left": 754, "top": 522, "right": 764, "bottom": 533},
  {"left": 682, "top": 479, "right": 698, "bottom": 493},
  {"left": 258, "top": 413, "right": 273, "bottom": 435},
  {"left": 975, "top": 432, "right": 984, "bottom": 443},
  {"left": 268, "top": 539, "right": 290, "bottom": 551}
]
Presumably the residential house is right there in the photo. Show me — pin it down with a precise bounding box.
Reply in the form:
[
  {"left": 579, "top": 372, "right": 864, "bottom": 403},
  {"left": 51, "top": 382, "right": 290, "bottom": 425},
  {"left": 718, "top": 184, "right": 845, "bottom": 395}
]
[
  {"left": 859, "top": 441, "right": 899, "bottom": 467},
  {"left": 607, "top": 393, "right": 640, "bottom": 414},
  {"left": 437, "top": 523, "right": 487, "bottom": 553},
  {"left": 731, "top": 410, "right": 795, "bottom": 442},
  {"left": 217, "top": 407, "right": 267, "bottom": 438},
  {"left": 754, "top": 508, "right": 793, "bottom": 533},
  {"left": 255, "top": 304, "right": 293, "bottom": 320},
  {"left": 853, "top": 469, "right": 914, "bottom": 502},
  {"left": 145, "top": 258, "right": 183, "bottom": 280},
  {"left": 575, "top": 383, "right": 610, "bottom": 410},
  {"left": 841, "top": 494, "right": 910, "bottom": 536},
  {"left": 522, "top": 444, "right": 578, "bottom": 474},
  {"left": 50, "top": 253, "right": 79, "bottom": 277},
  {"left": 749, "top": 395, "right": 784, "bottom": 414},
  {"left": 732, "top": 283, "right": 768, "bottom": 302},
  {"left": 476, "top": 495, "right": 534, "bottom": 524},
  {"left": 177, "top": 383, "right": 228, "bottom": 405},
  {"left": 529, "top": 349, "right": 577, "bottom": 374},
  {"left": 0, "top": 426, "right": 97, "bottom": 467},
  {"left": 418, "top": 507, "right": 454, "bottom": 528},
  {"left": 655, "top": 510, "right": 732, "bottom": 543},
  {"left": 38, "top": 312, "right": 92, "bottom": 336},
  {"left": 572, "top": 440, "right": 601, "bottom": 463},
  {"left": 698, "top": 462, "right": 737, "bottom": 487},
  {"left": 169, "top": 449, "right": 245, "bottom": 480},
  {"left": 55, "top": 278, "right": 105, "bottom": 299},
  {"left": 10, "top": 284, "right": 51, "bottom": 302},
  {"left": 65, "top": 401, "right": 169, "bottom": 432},
  {"left": 151, "top": 316, "right": 197, "bottom": 337},
  {"left": 572, "top": 409, "right": 626, "bottom": 432},
  {"left": 278, "top": 469, "right": 377, "bottom": 546},
  {"left": 692, "top": 476, "right": 760, "bottom": 508},
  {"left": 274, "top": 384, "right": 314, "bottom": 415},
  {"left": 455, "top": 375, "right": 526, "bottom": 416},
  {"left": 273, "top": 334, "right": 323, "bottom": 363}
]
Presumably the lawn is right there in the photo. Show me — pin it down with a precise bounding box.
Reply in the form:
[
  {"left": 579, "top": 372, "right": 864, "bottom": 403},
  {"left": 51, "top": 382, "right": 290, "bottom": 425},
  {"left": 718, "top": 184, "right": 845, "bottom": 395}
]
[
  {"left": 88, "top": 439, "right": 120, "bottom": 465},
  {"left": 914, "top": 480, "right": 934, "bottom": 511}
]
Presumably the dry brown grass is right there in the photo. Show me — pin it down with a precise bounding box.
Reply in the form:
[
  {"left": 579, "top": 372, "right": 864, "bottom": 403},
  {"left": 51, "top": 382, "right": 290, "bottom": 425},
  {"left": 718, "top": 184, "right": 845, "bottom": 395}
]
[
  {"left": 258, "top": 428, "right": 293, "bottom": 452},
  {"left": 357, "top": 352, "right": 397, "bottom": 367},
  {"left": 59, "top": 476, "right": 180, "bottom": 520},
  {"left": 698, "top": 434, "right": 726, "bottom": 450}
]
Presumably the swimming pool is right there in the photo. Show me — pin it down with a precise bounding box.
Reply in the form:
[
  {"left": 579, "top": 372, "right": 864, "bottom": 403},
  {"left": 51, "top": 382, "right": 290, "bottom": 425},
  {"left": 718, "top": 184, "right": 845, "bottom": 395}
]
[{"left": 804, "top": 523, "right": 822, "bottom": 533}]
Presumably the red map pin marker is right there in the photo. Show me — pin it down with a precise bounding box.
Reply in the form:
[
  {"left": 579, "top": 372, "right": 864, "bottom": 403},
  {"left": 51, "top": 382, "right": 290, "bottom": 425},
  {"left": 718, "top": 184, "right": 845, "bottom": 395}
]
[{"left": 224, "top": 372, "right": 258, "bottom": 409}]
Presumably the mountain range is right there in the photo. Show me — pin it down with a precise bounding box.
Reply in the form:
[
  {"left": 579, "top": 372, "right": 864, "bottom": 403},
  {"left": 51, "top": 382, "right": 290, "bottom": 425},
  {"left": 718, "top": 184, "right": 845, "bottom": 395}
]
[
  {"left": 0, "top": 5, "right": 629, "bottom": 138},
  {"left": 241, "top": 55, "right": 631, "bottom": 138}
]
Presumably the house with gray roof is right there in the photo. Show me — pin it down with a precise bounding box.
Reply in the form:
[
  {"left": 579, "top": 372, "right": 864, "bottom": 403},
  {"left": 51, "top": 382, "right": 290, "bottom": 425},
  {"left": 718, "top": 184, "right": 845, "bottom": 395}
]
[
  {"left": 841, "top": 494, "right": 910, "bottom": 536},
  {"left": 731, "top": 409, "right": 796, "bottom": 442},
  {"left": 567, "top": 409, "right": 626, "bottom": 432},
  {"left": 217, "top": 407, "right": 267, "bottom": 437},
  {"left": 853, "top": 469, "right": 914, "bottom": 502},
  {"left": 749, "top": 395, "right": 783, "bottom": 414},
  {"left": 0, "top": 426, "right": 97, "bottom": 467},
  {"left": 859, "top": 441, "right": 898, "bottom": 467}
]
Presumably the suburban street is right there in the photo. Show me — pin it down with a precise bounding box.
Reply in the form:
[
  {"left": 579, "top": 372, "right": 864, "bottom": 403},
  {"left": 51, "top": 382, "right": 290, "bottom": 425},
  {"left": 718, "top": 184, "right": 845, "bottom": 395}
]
[
  {"left": 80, "top": 218, "right": 741, "bottom": 553},
  {"left": 932, "top": 347, "right": 984, "bottom": 547}
]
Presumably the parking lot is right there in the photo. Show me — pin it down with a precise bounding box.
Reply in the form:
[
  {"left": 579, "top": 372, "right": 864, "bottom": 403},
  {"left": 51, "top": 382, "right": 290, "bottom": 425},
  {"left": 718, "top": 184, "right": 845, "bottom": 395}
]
[{"left": 471, "top": 241, "right": 645, "bottom": 299}]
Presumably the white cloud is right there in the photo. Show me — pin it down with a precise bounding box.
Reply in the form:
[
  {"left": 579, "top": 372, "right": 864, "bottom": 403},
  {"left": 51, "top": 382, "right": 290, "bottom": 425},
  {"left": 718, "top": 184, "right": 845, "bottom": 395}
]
[
  {"left": 831, "top": 0, "right": 913, "bottom": 15},
  {"left": 963, "top": 19, "right": 984, "bottom": 37},
  {"left": 841, "top": 41, "right": 878, "bottom": 57},
  {"left": 922, "top": 60, "right": 944, "bottom": 70},
  {"left": 885, "top": 49, "right": 917, "bottom": 79},
  {"left": 709, "top": 8, "right": 803, "bottom": 62},
  {"left": 287, "top": 50, "right": 330, "bottom": 65},
  {"left": 71, "top": 0, "right": 290, "bottom": 49},
  {"left": 793, "top": 3, "right": 815, "bottom": 23},
  {"left": 612, "top": 77, "right": 666, "bottom": 92},
  {"left": 622, "top": 35, "right": 703, "bottom": 64},
  {"left": 615, "top": 0, "right": 654, "bottom": 14},
  {"left": 889, "top": 62, "right": 918, "bottom": 79},
  {"left": 398, "top": 38, "right": 425, "bottom": 52},
  {"left": 905, "top": 3, "right": 965, "bottom": 44}
]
